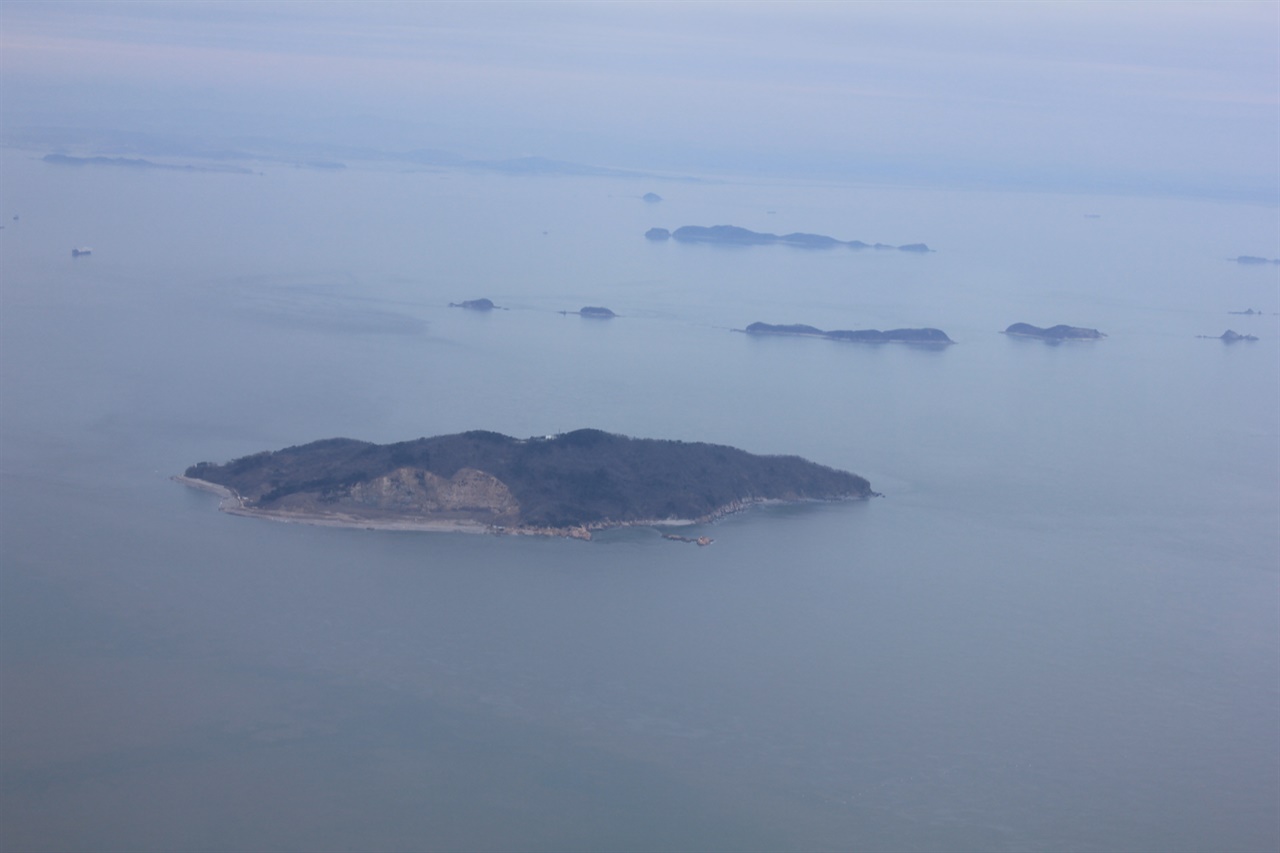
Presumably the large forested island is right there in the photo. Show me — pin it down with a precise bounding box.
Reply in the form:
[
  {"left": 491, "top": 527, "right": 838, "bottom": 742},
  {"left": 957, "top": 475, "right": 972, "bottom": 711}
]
[{"left": 180, "top": 429, "right": 874, "bottom": 539}]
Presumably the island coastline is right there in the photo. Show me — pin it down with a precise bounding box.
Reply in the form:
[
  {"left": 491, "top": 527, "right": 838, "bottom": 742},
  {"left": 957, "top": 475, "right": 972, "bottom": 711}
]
[{"left": 175, "top": 474, "right": 824, "bottom": 540}]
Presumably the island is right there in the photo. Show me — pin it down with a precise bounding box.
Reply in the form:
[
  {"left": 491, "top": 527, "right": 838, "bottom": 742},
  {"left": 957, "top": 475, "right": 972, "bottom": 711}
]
[
  {"left": 1003, "top": 323, "right": 1105, "bottom": 341},
  {"left": 43, "top": 153, "right": 253, "bottom": 174},
  {"left": 449, "top": 298, "right": 498, "bottom": 311},
  {"left": 1232, "top": 256, "right": 1280, "bottom": 265},
  {"left": 645, "top": 225, "right": 930, "bottom": 252},
  {"left": 642, "top": 192, "right": 663, "bottom": 203},
  {"left": 743, "top": 321, "right": 953, "bottom": 345},
  {"left": 178, "top": 429, "right": 875, "bottom": 539},
  {"left": 1199, "top": 329, "right": 1259, "bottom": 342},
  {"left": 559, "top": 306, "right": 616, "bottom": 318}
]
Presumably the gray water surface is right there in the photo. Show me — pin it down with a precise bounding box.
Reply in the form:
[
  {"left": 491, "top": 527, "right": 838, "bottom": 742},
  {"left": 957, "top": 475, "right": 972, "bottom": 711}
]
[{"left": 2, "top": 152, "right": 1277, "bottom": 852}]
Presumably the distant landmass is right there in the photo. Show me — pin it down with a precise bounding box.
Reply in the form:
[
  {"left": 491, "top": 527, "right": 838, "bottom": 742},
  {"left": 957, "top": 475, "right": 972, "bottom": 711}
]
[
  {"left": 560, "top": 306, "right": 616, "bottom": 318},
  {"left": 179, "top": 429, "right": 874, "bottom": 538},
  {"left": 43, "top": 153, "right": 254, "bottom": 174},
  {"left": 450, "top": 298, "right": 499, "bottom": 311},
  {"left": 645, "top": 225, "right": 930, "bottom": 252},
  {"left": 1003, "top": 323, "right": 1105, "bottom": 341},
  {"left": 1199, "top": 329, "right": 1259, "bottom": 342},
  {"left": 743, "top": 321, "right": 954, "bottom": 345},
  {"left": 1231, "top": 256, "right": 1280, "bottom": 265},
  {"left": 642, "top": 192, "right": 663, "bottom": 203}
]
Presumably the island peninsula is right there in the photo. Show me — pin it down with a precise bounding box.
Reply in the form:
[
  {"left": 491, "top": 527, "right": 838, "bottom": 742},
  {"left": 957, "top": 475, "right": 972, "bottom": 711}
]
[{"left": 179, "top": 429, "right": 874, "bottom": 539}]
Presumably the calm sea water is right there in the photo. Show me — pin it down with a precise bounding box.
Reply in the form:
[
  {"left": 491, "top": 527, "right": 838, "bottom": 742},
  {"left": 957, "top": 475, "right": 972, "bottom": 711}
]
[{"left": 1, "top": 151, "right": 1277, "bottom": 852}]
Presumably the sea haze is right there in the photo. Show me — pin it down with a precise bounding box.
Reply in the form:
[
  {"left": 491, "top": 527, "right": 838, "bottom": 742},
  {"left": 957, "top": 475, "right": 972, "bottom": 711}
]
[{"left": 1, "top": 149, "right": 1278, "bottom": 852}]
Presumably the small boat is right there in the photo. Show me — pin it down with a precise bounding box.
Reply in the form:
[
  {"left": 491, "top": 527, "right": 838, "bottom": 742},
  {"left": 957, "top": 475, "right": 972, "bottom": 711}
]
[{"left": 71, "top": 247, "right": 92, "bottom": 257}]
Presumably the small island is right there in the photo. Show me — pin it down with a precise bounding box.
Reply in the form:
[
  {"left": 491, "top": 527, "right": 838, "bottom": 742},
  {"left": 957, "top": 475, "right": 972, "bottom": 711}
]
[
  {"left": 1199, "top": 329, "right": 1258, "bottom": 342},
  {"left": 178, "top": 429, "right": 874, "bottom": 539},
  {"left": 645, "top": 225, "right": 929, "bottom": 252},
  {"left": 560, "top": 306, "right": 616, "bottom": 318},
  {"left": 743, "top": 321, "right": 953, "bottom": 345},
  {"left": 449, "top": 298, "right": 499, "bottom": 311},
  {"left": 1232, "top": 256, "right": 1280, "bottom": 265},
  {"left": 642, "top": 192, "right": 663, "bottom": 203},
  {"left": 1003, "top": 323, "right": 1105, "bottom": 341}
]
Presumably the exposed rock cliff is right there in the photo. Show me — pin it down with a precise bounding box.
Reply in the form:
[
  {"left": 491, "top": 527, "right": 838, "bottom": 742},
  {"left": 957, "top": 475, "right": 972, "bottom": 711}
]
[{"left": 344, "top": 467, "right": 520, "bottom": 520}]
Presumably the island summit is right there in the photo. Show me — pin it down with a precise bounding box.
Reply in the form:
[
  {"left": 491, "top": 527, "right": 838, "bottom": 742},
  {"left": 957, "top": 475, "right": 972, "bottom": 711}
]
[{"left": 179, "top": 429, "right": 874, "bottom": 539}]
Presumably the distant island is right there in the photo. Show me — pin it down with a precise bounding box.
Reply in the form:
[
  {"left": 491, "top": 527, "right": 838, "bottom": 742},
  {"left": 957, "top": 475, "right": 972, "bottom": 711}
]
[
  {"left": 43, "top": 153, "right": 253, "bottom": 174},
  {"left": 645, "top": 225, "right": 930, "bottom": 252},
  {"left": 561, "top": 306, "right": 616, "bottom": 318},
  {"left": 1199, "top": 329, "right": 1258, "bottom": 342},
  {"left": 642, "top": 192, "right": 663, "bottom": 203},
  {"left": 1231, "top": 256, "right": 1280, "bottom": 265},
  {"left": 178, "top": 429, "right": 874, "bottom": 539},
  {"left": 743, "top": 321, "right": 954, "bottom": 345},
  {"left": 1003, "top": 323, "right": 1105, "bottom": 341},
  {"left": 449, "top": 298, "right": 499, "bottom": 311}
]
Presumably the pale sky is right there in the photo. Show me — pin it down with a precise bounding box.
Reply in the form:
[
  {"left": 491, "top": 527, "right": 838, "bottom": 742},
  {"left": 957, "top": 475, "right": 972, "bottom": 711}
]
[{"left": 2, "top": 1, "right": 1276, "bottom": 197}]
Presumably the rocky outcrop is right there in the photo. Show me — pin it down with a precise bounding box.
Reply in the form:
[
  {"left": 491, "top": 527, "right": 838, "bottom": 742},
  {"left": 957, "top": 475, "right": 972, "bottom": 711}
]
[{"left": 663, "top": 533, "right": 714, "bottom": 546}]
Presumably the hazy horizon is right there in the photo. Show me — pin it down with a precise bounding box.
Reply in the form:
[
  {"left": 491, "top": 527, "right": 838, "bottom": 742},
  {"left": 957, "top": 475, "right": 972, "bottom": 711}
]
[{"left": 2, "top": 1, "right": 1277, "bottom": 200}]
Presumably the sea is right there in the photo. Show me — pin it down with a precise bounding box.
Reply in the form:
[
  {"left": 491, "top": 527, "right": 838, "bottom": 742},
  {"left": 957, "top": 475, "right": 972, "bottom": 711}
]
[{"left": 1, "top": 150, "right": 1277, "bottom": 852}]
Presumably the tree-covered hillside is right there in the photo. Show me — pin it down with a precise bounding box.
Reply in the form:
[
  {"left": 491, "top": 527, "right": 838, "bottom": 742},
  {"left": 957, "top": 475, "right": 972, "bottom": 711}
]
[{"left": 186, "top": 429, "right": 873, "bottom": 528}]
